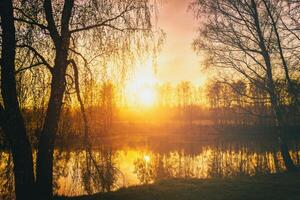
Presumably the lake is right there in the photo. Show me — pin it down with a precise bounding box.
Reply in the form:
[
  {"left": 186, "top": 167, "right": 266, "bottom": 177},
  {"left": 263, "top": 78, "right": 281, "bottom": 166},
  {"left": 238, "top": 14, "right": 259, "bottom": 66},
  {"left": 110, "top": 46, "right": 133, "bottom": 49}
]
[{"left": 1, "top": 136, "right": 300, "bottom": 199}]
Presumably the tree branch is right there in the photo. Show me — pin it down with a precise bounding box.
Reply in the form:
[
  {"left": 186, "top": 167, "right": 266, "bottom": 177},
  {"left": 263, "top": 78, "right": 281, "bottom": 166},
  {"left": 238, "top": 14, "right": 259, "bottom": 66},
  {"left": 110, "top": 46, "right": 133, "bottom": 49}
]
[
  {"left": 43, "top": 0, "right": 60, "bottom": 44},
  {"left": 17, "top": 44, "right": 53, "bottom": 73},
  {"left": 15, "top": 62, "right": 44, "bottom": 74},
  {"left": 70, "top": 4, "right": 134, "bottom": 34},
  {"left": 14, "top": 7, "right": 48, "bottom": 30}
]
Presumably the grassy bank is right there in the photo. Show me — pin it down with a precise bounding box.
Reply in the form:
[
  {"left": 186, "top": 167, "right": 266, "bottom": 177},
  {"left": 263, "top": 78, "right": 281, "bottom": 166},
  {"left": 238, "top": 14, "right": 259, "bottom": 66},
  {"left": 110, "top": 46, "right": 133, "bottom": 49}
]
[{"left": 56, "top": 172, "right": 300, "bottom": 200}]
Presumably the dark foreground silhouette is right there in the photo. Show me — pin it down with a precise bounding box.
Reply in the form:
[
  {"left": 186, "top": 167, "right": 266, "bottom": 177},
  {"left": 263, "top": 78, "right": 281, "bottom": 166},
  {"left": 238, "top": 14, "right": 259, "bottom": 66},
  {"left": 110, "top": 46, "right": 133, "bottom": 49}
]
[{"left": 56, "top": 172, "right": 300, "bottom": 200}]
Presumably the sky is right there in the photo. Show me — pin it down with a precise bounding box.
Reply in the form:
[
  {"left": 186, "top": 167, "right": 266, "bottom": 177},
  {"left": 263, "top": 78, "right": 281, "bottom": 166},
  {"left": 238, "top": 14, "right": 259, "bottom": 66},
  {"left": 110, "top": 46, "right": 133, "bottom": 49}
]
[
  {"left": 125, "top": 0, "right": 206, "bottom": 106},
  {"left": 155, "top": 0, "right": 206, "bottom": 85}
]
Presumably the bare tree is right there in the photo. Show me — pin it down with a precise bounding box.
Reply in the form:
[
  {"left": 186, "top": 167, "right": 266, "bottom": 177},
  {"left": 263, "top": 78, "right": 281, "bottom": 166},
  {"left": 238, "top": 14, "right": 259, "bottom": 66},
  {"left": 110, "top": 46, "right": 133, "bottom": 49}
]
[
  {"left": 262, "top": 0, "right": 300, "bottom": 110},
  {"left": 191, "top": 0, "right": 299, "bottom": 171}
]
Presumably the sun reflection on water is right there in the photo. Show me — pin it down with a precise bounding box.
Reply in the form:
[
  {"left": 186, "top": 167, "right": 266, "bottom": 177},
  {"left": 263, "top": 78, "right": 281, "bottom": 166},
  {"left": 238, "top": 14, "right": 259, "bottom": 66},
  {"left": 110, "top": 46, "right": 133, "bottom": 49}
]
[{"left": 1, "top": 144, "right": 300, "bottom": 197}]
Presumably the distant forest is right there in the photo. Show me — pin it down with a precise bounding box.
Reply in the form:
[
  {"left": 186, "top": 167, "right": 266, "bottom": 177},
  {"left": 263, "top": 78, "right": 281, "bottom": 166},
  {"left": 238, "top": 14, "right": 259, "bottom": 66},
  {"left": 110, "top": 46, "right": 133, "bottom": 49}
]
[{"left": 2, "top": 77, "right": 299, "bottom": 146}]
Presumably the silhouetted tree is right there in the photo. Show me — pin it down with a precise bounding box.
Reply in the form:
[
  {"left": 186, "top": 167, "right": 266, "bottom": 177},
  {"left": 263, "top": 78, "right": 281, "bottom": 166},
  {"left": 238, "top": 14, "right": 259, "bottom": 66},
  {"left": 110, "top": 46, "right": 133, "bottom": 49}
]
[
  {"left": 0, "top": 1, "right": 35, "bottom": 199},
  {"left": 191, "top": 0, "right": 299, "bottom": 171},
  {"left": 1, "top": 0, "right": 159, "bottom": 199}
]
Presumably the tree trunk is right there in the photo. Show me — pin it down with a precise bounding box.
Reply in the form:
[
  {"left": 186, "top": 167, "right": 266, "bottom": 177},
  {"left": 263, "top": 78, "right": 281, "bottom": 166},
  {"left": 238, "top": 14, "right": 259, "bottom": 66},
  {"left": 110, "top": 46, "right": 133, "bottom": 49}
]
[
  {"left": 270, "top": 93, "right": 298, "bottom": 171},
  {"left": 3, "top": 123, "right": 36, "bottom": 200},
  {"left": 35, "top": 1, "right": 74, "bottom": 199},
  {"left": 36, "top": 53, "right": 68, "bottom": 200},
  {"left": 0, "top": 0, "right": 35, "bottom": 199}
]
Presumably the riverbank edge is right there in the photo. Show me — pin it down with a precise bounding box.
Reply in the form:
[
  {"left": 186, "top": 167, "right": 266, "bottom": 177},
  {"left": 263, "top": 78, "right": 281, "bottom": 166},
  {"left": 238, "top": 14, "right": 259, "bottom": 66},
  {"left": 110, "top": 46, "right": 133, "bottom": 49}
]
[{"left": 55, "top": 172, "right": 300, "bottom": 200}]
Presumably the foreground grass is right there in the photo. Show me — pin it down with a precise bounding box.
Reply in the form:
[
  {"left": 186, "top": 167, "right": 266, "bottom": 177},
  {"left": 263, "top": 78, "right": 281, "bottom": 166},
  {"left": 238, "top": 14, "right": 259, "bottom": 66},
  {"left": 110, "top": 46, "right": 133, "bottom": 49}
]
[{"left": 56, "top": 173, "right": 300, "bottom": 200}]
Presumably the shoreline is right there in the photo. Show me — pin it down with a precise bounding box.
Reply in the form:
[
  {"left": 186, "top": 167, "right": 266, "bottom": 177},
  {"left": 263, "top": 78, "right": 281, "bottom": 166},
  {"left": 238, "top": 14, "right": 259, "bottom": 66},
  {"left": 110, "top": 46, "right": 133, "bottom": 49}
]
[{"left": 56, "top": 172, "right": 300, "bottom": 200}]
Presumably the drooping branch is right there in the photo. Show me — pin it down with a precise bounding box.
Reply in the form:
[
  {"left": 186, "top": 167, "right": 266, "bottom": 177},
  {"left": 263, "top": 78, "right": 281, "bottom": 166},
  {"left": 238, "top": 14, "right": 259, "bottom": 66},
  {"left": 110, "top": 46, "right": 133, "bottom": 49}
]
[
  {"left": 14, "top": 7, "right": 48, "bottom": 30},
  {"left": 70, "top": 2, "right": 136, "bottom": 34},
  {"left": 68, "top": 59, "right": 88, "bottom": 141},
  {"left": 15, "top": 62, "right": 45, "bottom": 74},
  {"left": 68, "top": 59, "right": 103, "bottom": 186},
  {"left": 17, "top": 44, "right": 53, "bottom": 73}
]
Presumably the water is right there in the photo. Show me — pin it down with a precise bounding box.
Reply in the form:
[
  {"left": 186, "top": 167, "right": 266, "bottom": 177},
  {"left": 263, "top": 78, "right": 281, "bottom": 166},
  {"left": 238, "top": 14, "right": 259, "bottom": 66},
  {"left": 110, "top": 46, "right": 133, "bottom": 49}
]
[{"left": 1, "top": 138, "right": 300, "bottom": 199}]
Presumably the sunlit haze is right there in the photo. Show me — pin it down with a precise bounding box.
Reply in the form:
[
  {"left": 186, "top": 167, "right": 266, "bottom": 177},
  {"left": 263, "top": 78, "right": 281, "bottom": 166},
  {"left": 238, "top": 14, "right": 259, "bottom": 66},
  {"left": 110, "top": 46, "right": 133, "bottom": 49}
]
[
  {"left": 155, "top": 0, "right": 205, "bottom": 85},
  {"left": 125, "top": 59, "right": 158, "bottom": 106},
  {"left": 125, "top": 0, "right": 205, "bottom": 106}
]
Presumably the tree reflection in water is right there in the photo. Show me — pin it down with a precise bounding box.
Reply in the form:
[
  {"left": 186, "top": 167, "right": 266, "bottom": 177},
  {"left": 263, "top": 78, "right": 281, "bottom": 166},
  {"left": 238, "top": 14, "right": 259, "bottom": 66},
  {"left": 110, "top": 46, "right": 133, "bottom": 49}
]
[
  {"left": 53, "top": 147, "right": 122, "bottom": 196},
  {"left": 1, "top": 141, "right": 300, "bottom": 198},
  {"left": 133, "top": 143, "right": 300, "bottom": 184}
]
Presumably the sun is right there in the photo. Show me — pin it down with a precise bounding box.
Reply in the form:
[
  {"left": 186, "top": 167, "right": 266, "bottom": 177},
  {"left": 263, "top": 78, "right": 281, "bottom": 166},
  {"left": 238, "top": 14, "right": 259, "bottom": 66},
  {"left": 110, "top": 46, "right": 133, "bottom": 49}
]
[
  {"left": 125, "top": 59, "right": 158, "bottom": 107},
  {"left": 137, "top": 87, "right": 156, "bottom": 107},
  {"left": 143, "top": 155, "right": 151, "bottom": 163}
]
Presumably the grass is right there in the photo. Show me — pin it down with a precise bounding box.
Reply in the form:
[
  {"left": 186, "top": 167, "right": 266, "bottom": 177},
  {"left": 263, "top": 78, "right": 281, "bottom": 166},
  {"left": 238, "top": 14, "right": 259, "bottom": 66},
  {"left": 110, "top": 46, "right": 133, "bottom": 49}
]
[{"left": 56, "top": 172, "right": 300, "bottom": 200}]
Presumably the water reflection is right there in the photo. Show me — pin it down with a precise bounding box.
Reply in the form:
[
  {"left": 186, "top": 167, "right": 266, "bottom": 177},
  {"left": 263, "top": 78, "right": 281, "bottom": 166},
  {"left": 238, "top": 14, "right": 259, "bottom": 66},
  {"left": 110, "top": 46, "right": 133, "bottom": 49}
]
[
  {"left": 1, "top": 140, "right": 300, "bottom": 198},
  {"left": 53, "top": 148, "right": 122, "bottom": 196}
]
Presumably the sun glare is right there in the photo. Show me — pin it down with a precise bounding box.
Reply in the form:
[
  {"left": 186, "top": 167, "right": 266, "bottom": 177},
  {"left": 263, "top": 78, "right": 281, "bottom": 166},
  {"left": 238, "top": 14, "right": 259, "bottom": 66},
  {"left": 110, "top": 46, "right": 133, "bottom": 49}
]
[
  {"left": 125, "top": 60, "right": 158, "bottom": 107},
  {"left": 143, "top": 155, "right": 151, "bottom": 163},
  {"left": 137, "top": 87, "right": 156, "bottom": 106}
]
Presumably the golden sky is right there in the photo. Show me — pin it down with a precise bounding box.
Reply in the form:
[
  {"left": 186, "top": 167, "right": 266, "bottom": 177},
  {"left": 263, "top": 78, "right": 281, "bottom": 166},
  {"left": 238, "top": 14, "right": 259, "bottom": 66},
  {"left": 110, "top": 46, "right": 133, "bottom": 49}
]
[
  {"left": 125, "top": 0, "right": 206, "bottom": 106},
  {"left": 155, "top": 0, "right": 206, "bottom": 85}
]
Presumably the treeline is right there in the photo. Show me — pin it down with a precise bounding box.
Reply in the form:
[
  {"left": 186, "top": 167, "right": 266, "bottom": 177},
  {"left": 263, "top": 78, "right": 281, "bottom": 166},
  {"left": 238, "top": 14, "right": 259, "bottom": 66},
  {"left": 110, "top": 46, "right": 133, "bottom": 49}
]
[
  {"left": 124, "top": 79, "right": 300, "bottom": 127},
  {"left": 14, "top": 78, "right": 300, "bottom": 142},
  {"left": 205, "top": 79, "right": 300, "bottom": 126},
  {"left": 13, "top": 78, "right": 300, "bottom": 138}
]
